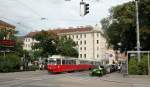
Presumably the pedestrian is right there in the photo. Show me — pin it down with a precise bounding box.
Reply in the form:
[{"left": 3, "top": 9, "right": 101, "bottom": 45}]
[
  {"left": 39, "top": 63, "right": 42, "bottom": 70},
  {"left": 42, "top": 63, "right": 45, "bottom": 70},
  {"left": 118, "top": 64, "right": 121, "bottom": 73}
]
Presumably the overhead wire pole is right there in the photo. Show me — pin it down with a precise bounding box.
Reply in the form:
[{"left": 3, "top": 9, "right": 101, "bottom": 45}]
[{"left": 135, "top": 0, "right": 141, "bottom": 62}]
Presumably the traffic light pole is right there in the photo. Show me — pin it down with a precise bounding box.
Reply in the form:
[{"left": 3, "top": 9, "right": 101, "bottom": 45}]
[{"left": 135, "top": 0, "right": 141, "bottom": 62}]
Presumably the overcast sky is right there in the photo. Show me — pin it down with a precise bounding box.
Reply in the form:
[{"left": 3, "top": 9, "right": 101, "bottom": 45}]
[{"left": 0, "top": 0, "right": 132, "bottom": 35}]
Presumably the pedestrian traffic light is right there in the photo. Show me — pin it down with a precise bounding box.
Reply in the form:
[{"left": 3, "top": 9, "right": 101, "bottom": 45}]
[{"left": 84, "top": 3, "right": 89, "bottom": 15}]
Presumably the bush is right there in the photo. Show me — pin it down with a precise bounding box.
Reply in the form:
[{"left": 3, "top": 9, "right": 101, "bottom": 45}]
[
  {"left": 0, "top": 54, "right": 21, "bottom": 72},
  {"left": 128, "top": 55, "right": 148, "bottom": 75}
]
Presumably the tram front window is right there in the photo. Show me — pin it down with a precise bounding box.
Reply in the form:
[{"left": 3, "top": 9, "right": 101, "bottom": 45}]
[{"left": 48, "top": 59, "right": 56, "bottom": 65}]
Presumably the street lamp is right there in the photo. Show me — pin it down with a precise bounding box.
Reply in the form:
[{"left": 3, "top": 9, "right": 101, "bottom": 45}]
[{"left": 135, "top": 0, "right": 141, "bottom": 62}]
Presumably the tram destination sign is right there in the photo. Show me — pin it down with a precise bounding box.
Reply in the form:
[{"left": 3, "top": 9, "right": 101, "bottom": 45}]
[{"left": 0, "top": 40, "right": 16, "bottom": 46}]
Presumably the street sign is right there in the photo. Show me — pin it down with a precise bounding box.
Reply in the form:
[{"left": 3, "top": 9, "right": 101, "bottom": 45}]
[{"left": 0, "top": 40, "right": 16, "bottom": 46}]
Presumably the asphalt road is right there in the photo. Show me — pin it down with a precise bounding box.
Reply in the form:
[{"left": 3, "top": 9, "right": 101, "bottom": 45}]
[{"left": 0, "top": 70, "right": 149, "bottom": 87}]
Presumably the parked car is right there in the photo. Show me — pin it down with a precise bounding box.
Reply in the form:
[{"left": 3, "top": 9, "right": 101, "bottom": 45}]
[{"left": 90, "top": 66, "right": 106, "bottom": 77}]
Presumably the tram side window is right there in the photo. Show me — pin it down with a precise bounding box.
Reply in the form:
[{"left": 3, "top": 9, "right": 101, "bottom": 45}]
[
  {"left": 68, "top": 60, "right": 72, "bottom": 64},
  {"left": 80, "top": 61, "right": 84, "bottom": 64},
  {"left": 69, "top": 60, "right": 75, "bottom": 64},
  {"left": 62, "top": 60, "right": 66, "bottom": 64},
  {"left": 73, "top": 60, "right": 76, "bottom": 64},
  {"left": 57, "top": 59, "right": 61, "bottom": 65},
  {"left": 66, "top": 60, "right": 69, "bottom": 64}
]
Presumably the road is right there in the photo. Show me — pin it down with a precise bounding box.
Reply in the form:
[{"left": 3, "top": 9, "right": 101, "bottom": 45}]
[{"left": 0, "top": 70, "right": 150, "bottom": 87}]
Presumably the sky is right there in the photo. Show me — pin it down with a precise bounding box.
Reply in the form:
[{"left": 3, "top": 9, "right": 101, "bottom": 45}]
[{"left": 0, "top": 0, "right": 132, "bottom": 35}]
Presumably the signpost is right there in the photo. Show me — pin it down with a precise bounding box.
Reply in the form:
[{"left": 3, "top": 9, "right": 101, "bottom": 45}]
[
  {"left": 0, "top": 40, "right": 16, "bottom": 46},
  {"left": 0, "top": 40, "right": 16, "bottom": 58}
]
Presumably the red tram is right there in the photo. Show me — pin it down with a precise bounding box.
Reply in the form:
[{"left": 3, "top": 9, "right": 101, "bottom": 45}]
[{"left": 47, "top": 56, "right": 100, "bottom": 73}]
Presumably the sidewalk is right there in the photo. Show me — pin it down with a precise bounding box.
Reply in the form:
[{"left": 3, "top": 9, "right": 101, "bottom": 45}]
[{"left": 100, "top": 72, "right": 150, "bottom": 86}]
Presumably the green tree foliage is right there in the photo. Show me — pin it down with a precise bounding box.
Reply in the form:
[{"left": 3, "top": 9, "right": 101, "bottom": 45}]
[
  {"left": 0, "top": 28, "right": 23, "bottom": 72},
  {"left": 57, "top": 36, "right": 78, "bottom": 58},
  {"left": 32, "top": 30, "right": 78, "bottom": 58},
  {"left": 128, "top": 55, "right": 148, "bottom": 75},
  {"left": 0, "top": 53, "right": 21, "bottom": 72},
  {"left": 32, "top": 30, "right": 58, "bottom": 57},
  {"left": 0, "top": 28, "right": 17, "bottom": 40},
  {"left": 101, "top": 0, "right": 150, "bottom": 52},
  {"left": 30, "top": 50, "right": 42, "bottom": 60}
]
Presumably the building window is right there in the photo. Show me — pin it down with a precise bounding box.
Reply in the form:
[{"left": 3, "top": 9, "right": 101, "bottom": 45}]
[
  {"left": 68, "top": 35, "right": 70, "bottom": 39},
  {"left": 97, "top": 40, "right": 99, "bottom": 44},
  {"left": 72, "top": 35, "right": 74, "bottom": 38},
  {"left": 76, "top": 35, "right": 78, "bottom": 38},
  {"left": 84, "top": 47, "right": 86, "bottom": 50},
  {"left": 84, "top": 40, "right": 86, "bottom": 45},
  {"left": 84, "top": 34, "right": 86, "bottom": 38},
  {"left": 80, "top": 41, "right": 82, "bottom": 45},
  {"left": 70, "top": 35, "right": 72, "bottom": 38},
  {"left": 76, "top": 41, "right": 78, "bottom": 45},
  {"left": 97, "top": 54, "right": 99, "bottom": 58},
  {"left": 80, "top": 34, "right": 82, "bottom": 38},
  {"left": 28, "top": 44, "right": 29, "bottom": 48},
  {"left": 80, "top": 54, "right": 82, "bottom": 58},
  {"left": 84, "top": 54, "right": 86, "bottom": 58},
  {"left": 97, "top": 33, "right": 99, "bottom": 37},
  {"left": 80, "top": 47, "right": 82, "bottom": 50},
  {"left": 97, "top": 47, "right": 99, "bottom": 51}
]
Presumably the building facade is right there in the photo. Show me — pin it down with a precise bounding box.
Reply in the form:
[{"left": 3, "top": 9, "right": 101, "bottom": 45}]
[
  {"left": 23, "top": 37, "right": 37, "bottom": 51},
  {"left": 23, "top": 25, "right": 115, "bottom": 64},
  {"left": 0, "top": 20, "right": 16, "bottom": 40}
]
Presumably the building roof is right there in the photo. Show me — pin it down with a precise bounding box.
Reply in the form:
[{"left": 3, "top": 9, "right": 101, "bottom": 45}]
[
  {"left": 26, "top": 26, "right": 93, "bottom": 37},
  {"left": 48, "top": 27, "right": 93, "bottom": 34},
  {"left": 0, "top": 20, "right": 15, "bottom": 28},
  {"left": 26, "top": 31, "right": 39, "bottom": 37}
]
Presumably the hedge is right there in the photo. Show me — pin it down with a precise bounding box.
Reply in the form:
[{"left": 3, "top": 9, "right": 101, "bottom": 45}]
[
  {"left": 128, "top": 55, "right": 148, "bottom": 75},
  {"left": 0, "top": 54, "right": 21, "bottom": 72}
]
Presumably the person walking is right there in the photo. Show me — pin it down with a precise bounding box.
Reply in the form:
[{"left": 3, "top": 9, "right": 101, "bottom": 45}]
[{"left": 118, "top": 64, "right": 121, "bottom": 73}]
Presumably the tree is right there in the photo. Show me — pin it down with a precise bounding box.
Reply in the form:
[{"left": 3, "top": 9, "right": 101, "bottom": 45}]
[
  {"left": 32, "top": 30, "right": 78, "bottom": 58},
  {"left": 32, "top": 30, "right": 58, "bottom": 58},
  {"left": 30, "top": 50, "right": 42, "bottom": 61},
  {"left": 57, "top": 36, "right": 78, "bottom": 58},
  {"left": 0, "top": 28, "right": 24, "bottom": 72},
  {"left": 101, "top": 0, "right": 150, "bottom": 53}
]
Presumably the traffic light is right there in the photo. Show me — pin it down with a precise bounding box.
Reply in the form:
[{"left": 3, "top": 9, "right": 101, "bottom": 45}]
[
  {"left": 80, "top": 1, "right": 89, "bottom": 16},
  {"left": 84, "top": 3, "right": 89, "bottom": 15}
]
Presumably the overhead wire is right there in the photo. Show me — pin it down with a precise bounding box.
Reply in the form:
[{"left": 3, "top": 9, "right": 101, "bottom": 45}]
[
  {"left": 15, "top": 0, "right": 42, "bottom": 18},
  {"left": 14, "top": 0, "right": 51, "bottom": 29},
  {"left": 0, "top": 17, "right": 34, "bottom": 29}
]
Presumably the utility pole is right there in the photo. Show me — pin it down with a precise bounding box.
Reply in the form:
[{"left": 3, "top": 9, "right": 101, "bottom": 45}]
[{"left": 135, "top": 0, "right": 141, "bottom": 62}]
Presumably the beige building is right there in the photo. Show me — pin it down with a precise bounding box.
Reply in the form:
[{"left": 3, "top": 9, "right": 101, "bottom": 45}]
[
  {"left": 0, "top": 20, "right": 16, "bottom": 40},
  {"left": 23, "top": 37, "right": 37, "bottom": 51},
  {"left": 23, "top": 25, "right": 115, "bottom": 64}
]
